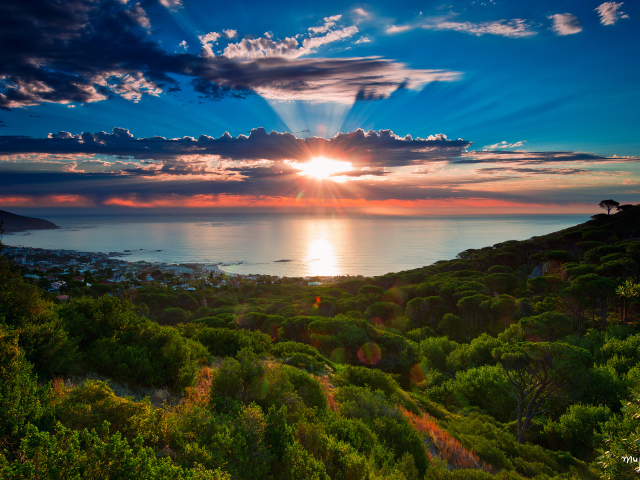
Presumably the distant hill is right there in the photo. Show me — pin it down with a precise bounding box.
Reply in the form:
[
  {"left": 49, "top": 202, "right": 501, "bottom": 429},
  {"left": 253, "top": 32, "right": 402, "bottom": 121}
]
[{"left": 0, "top": 210, "right": 59, "bottom": 233}]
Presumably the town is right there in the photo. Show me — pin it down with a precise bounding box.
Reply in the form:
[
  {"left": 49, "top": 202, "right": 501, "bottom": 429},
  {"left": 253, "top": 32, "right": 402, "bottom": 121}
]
[{"left": 2, "top": 244, "right": 351, "bottom": 302}]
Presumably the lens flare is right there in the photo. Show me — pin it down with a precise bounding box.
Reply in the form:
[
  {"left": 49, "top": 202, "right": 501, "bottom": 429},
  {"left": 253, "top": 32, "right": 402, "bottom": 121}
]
[
  {"left": 409, "top": 363, "right": 431, "bottom": 385},
  {"left": 369, "top": 316, "right": 384, "bottom": 327},
  {"left": 357, "top": 342, "right": 381, "bottom": 365},
  {"left": 255, "top": 377, "right": 270, "bottom": 400},
  {"left": 330, "top": 347, "right": 346, "bottom": 364}
]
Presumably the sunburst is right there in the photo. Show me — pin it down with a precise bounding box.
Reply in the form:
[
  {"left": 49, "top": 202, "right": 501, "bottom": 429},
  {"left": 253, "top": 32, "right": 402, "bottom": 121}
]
[{"left": 293, "top": 157, "right": 353, "bottom": 180}]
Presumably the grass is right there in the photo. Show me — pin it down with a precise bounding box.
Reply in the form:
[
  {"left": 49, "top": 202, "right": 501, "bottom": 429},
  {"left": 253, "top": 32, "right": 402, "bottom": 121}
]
[{"left": 401, "top": 408, "right": 491, "bottom": 472}]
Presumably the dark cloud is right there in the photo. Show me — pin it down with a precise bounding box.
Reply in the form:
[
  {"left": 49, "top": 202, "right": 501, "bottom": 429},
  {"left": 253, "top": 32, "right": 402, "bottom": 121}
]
[
  {"left": 0, "top": 127, "right": 472, "bottom": 167},
  {"left": 2, "top": 167, "right": 633, "bottom": 207},
  {"left": 476, "top": 167, "right": 591, "bottom": 175},
  {"left": 0, "top": 0, "right": 458, "bottom": 108},
  {"left": 457, "top": 150, "right": 640, "bottom": 165}
]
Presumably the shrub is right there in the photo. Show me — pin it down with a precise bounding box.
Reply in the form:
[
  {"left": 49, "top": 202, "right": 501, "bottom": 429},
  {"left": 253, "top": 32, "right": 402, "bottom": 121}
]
[
  {"left": 0, "top": 328, "right": 43, "bottom": 437},
  {"left": 544, "top": 404, "right": 613, "bottom": 461},
  {"left": 0, "top": 422, "right": 229, "bottom": 479},
  {"left": 195, "top": 327, "right": 271, "bottom": 357},
  {"left": 419, "top": 336, "right": 458, "bottom": 371},
  {"left": 447, "top": 365, "right": 516, "bottom": 422}
]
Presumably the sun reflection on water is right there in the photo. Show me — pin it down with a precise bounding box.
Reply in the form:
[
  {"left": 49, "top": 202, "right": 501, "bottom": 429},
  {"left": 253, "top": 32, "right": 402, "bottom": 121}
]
[{"left": 305, "top": 237, "right": 339, "bottom": 277}]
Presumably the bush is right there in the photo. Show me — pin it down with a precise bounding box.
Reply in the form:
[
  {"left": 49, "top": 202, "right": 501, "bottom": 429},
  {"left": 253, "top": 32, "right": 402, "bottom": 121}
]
[
  {"left": 0, "top": 422, "right": 230, "bottom": 479},
  {"left": 447, "top": 365, "right": 516, "bottom": 422},
  {"left": 195, "top": 328, "right": 271, "bottom": 357},
  {"left": 419, "top": 336, "right": 458, "bottom": 371},
  {"left": 88, "top": 325, "right": 209, "bottom": 391},
  {"left": 326, "top": 417, "right": 378, "bottom": 455},
  {"left": 544, "top": 404, "right": 613, "bottom": 461},
  {"left": 445, "top": 334, "right": 501, "bottom": 371},
  {"left": 0, "top": 328, "right": 43, "bottom": 437},
  {"left": 158, "top": 307, "right": 188, "bottom": 326}
]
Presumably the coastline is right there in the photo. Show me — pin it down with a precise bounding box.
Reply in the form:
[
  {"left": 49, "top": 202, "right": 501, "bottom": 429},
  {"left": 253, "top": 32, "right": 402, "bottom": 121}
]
[
  {"left": 1, "top": 213, "right": 591, "bottom": 279},
  {"left": 2, "top": 244, "right": 352, "bottom": 285}
]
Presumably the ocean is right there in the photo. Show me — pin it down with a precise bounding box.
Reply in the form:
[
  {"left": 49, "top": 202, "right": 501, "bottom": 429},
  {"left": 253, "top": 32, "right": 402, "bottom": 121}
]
[{"left": 3, "top": 214, "right": 589, "bottom": 277}]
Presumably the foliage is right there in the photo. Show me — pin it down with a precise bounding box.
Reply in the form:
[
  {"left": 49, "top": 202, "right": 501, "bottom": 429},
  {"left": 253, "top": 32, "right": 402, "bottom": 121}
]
[
  {"left": 4, "top": 208, "right": 640, "bottom": 479},
  {"left": 492, "top": 342, "right": 593, "bottom": 443}
]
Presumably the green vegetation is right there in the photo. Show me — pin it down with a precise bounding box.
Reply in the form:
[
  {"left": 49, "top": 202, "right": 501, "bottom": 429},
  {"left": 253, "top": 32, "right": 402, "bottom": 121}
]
[{"left": 1, "top": 205, "right": 640, "bottom": 478}]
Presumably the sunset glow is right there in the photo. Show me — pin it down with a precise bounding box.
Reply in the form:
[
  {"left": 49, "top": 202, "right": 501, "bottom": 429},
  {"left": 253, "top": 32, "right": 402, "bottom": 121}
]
[{"left": 0, "top": 0, "right": 637, "bottom": 213}]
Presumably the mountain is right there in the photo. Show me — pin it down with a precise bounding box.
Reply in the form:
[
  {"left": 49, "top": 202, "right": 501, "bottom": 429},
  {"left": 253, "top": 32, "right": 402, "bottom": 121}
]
[{"left": 0, "top": 209, "right": 59, "bottom": 233}]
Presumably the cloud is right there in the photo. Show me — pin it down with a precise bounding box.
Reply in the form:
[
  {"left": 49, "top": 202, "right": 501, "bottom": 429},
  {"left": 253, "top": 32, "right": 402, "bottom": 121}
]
[
  {"left": 1, "top": 129, "right": 638, "bottom": 210},
  {"left": 424, "top": 19, "right": 536, "bottom": 38},
  {"left": 456, "top": 150, "right": 640, "bottom": 165},
  {"left": 355, "top": 38, "right": 372, "bottom": 44},
  {"left": 483, "top": 140, "right": 526, "bottom": 149},
  {"left": 196, "top": 56, "right": 460, "bottom": 104},
  {"left": 353, "top": 8, "right": 370, "bottom": 18},
  {"left": 309, "top": 15, "right": 342, "bottom": 34},
  {"left": 222, "top": 37, "right": 301, "bottom": 59},
  {"left": 301, "top": 26, "right": 359, "bottom": 53},
  {"left": 178, "top": 40, "right": 188, "bottom": 51},
  {"left": 622, "top": 179, "right": 639, "bottom": 185},
  {"left": 96, "top": 71, "right": 162, "bottom": 102},
  {"left": 596, "top": 2, "right": 629, "bottom": 26},
  {"left": 476, "top": 167, "right": 590, "bottom": 176},
  {"left": 548, "top": 14, "right": 582, "bottom": 35},
  {"left": 159, "top": 0, "right": 182, "bottom": 10},
  {"left": 199, "top": 32, "right": 220, "bottom": 43},
  {"left": 223, "top": 29, "right": 237, "bottom": 39},
  {"left": 198, "top": 31, "right": 221, "bottom": 56},
  {"left": 1, "top": 0, "right": 457, "bottom": 107},
  {"left": 127, "top": 3, "right": 151, "bottom": 31},
  {"left": 222, "top": 25, "right": 359, "bottom": 60},
  {"left": 0, "top": 127, "right": 472, "bottom": 167},
  {"left": 387, "top": 25, "right": 412, "bottom": 34}
]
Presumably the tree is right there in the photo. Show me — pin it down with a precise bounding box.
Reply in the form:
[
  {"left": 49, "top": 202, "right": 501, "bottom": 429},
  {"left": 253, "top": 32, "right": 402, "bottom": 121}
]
[
  {"left": 457, "top": 294, "right": 491, "bottom": 333},
  {"left": 616, "top": 279, "right": 639, "bottom": 325},
  {"left": 406, "top": 296, "right": 445, "bottom": 328},
  {"left": 492, "top": 342, "right": 592, "bottom": 444},
  {"left": 574, "top": 274, "right": 617, "bottom": 331},
  {"left": 483, "top": 273, "right": 518, "bottom": 295},
  {"left": 599, "top": 199, "right": 620, "bottom": 215},
  {"left": 481, "top": 295, "right": 518, "bottom": 334},
  {"left": 519, "top": 311, "right": 573, "bottom": 342},
  {"left": 616, "top": 204, "right": 635, "bottom": 212},
  {"left": 358, "top": 285, "right": 383, "bottom": 304}
]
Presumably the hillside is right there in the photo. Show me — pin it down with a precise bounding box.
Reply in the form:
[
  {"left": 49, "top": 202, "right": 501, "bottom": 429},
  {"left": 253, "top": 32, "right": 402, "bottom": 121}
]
[
  {"left": 1, "top": 206, "right": 639, "bottom": 479},
  {"left": 0, "top": 209, "right": 59, "bottom": 233}
]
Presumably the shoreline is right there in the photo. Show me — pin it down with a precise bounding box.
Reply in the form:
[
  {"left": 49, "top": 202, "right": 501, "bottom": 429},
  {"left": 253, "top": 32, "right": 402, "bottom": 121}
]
[{"left": 1, "top": 244, "right": 355, "bottom": 283}]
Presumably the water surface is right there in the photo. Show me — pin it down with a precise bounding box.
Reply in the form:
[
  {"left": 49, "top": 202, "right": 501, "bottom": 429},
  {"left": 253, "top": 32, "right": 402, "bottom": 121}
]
[{"left": 4, "top": 214, "right": 589, "bottom": 277}]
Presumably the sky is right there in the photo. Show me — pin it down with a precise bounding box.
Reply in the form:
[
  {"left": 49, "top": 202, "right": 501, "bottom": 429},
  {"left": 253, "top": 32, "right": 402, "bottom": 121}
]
[{"left": 1, "top": 0, "right": 638, "bottom": 215}]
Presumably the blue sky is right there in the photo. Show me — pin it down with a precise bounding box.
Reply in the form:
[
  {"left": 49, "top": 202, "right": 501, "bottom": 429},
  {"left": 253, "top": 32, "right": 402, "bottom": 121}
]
[{"left": 0, "top": 0, "right": 638, "bottom": 213}]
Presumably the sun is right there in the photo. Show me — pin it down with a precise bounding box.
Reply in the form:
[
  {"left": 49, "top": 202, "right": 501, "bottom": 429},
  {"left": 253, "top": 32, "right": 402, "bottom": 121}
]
[{"left": 293, "top": 157, "right": 352, "bottom": 180}]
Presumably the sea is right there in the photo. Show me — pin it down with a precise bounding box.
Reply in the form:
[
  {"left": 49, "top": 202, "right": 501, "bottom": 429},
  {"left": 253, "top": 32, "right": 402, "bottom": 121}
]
[{"left": 3, "top": 214, "right": 589, "bottom": 278}]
